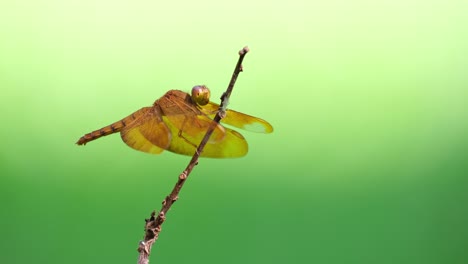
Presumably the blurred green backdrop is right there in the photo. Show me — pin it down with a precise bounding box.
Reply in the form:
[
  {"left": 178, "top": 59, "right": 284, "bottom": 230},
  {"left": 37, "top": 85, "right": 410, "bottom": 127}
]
[{"left": 1, "top": 0, "right": 467, "bottom": 263}]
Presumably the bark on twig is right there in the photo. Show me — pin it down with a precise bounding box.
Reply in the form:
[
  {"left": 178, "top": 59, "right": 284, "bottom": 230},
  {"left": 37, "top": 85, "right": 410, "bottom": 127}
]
[{"left": 137, "top": 46, "right": 250, "bottom": 264}]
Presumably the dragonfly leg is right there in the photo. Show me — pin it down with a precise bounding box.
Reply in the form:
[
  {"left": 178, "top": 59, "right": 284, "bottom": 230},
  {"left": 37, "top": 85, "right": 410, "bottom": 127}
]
[
  {"left": 177, "top": 130, "right": 198, "bottom": 148},
  {"left": 177, "top": 116, "right": 198, "bottom": 149}
]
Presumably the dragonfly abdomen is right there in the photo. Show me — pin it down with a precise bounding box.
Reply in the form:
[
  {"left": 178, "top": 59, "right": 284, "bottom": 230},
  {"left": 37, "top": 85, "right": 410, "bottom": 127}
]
[{"left": 76, "top": 107, "right": 149, "bottom": 145}]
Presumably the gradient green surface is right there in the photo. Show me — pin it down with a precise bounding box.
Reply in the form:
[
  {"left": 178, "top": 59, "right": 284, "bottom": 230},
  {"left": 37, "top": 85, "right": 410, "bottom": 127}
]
[{"left": 1, "top": 1, "right": 467, "bottom": 263}]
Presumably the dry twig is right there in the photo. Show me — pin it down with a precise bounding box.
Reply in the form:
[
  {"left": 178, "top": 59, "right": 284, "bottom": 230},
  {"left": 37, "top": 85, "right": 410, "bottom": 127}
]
[{"left": 137, "top": 46, "right": 250, "bottom": 264}]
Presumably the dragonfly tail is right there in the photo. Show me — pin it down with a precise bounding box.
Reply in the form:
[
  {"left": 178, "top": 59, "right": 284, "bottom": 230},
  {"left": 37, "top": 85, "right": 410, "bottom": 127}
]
[{"left": 76, "top": 108, "right": 148, "bottom": 145}]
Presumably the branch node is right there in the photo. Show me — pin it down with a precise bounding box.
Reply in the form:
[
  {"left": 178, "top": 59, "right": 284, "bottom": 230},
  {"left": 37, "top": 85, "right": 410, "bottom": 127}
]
[
  {"left": 179, "top": 172, "right": 187, "bottom": 180},
  {"left": 137, "top": 240, "right": 150, "bottom": 255},
  {"left": 219, "top": 109, "right": 227, "bottom": 119},
  {"left": 145, "top": 211, "right": 156, "bottom": 223}
]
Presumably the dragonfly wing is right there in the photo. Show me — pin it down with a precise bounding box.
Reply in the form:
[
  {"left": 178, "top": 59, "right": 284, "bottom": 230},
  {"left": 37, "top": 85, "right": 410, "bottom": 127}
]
[
  {"left": 120, "top": 107, "right": 171, "bottom": 154},
  {"left": 158, "top": 90, "right": 226, "bottom": 142},
  {"left": 162, "top": 115, "right": 248, "bottom": 158},
  {"left": 161, "top": 110, "right": 229, "bottom": 157},
  {"left": 158, "top": 90, "right": 249, "bottom": 158},
  {"left": 201, "top": 126, "right": 248, "bottom": 158},
  {"left": 158, "top": 90, "right": 224, "bottom": 141},
  {"left": 200, "top": 102, "right": 273, "bottom": 133}
]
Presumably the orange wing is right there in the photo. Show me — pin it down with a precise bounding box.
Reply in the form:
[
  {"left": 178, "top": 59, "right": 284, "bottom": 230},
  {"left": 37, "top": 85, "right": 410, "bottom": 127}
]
[
  {"left": 120, "top": 107, "right": 171, "bottom": 154},
  {"left": 199, "top": 102, "right": 273, "bottom": 133},
  {"left": 156, "top": 90, "right": 247, "bottom": 158}
]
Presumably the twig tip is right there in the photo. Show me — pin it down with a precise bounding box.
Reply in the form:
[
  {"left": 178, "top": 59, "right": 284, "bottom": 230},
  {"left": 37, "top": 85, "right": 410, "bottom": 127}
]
[{"left": 239, "top": 46, "right": 249, "bottom": 55}]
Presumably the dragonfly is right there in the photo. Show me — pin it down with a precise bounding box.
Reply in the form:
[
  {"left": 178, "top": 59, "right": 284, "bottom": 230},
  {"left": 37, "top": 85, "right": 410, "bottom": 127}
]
[{"left": 76, "top": 85, "right": 273, "bottom": 158}]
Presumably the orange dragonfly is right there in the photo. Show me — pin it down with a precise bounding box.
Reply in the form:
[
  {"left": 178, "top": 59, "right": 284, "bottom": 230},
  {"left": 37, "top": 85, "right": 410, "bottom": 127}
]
[{"left": 76, "top": 85, "right": 273, "bottom": 158}]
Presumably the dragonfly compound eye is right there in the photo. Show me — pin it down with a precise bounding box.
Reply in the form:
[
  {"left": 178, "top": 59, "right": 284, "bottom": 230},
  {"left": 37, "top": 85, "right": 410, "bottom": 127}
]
[{"left": 191, "top": 85, "right": 210, "bottom": 106}]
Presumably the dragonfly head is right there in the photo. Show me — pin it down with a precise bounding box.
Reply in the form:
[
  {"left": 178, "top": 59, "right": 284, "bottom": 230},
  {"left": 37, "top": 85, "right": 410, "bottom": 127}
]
[{"left": 191, "top": 85, "right": 210, "bottom": 106}]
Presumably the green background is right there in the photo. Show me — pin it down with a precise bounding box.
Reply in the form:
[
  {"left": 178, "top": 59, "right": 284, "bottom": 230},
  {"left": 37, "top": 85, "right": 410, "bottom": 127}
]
[{"left": 1, "top": 0, "right": 467, "bottom": 263}]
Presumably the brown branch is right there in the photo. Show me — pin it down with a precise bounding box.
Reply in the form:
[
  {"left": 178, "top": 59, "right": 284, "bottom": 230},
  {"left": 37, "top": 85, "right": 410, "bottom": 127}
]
[{"left": 137, "top": 46, "right": 250, "bottom": 264}]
